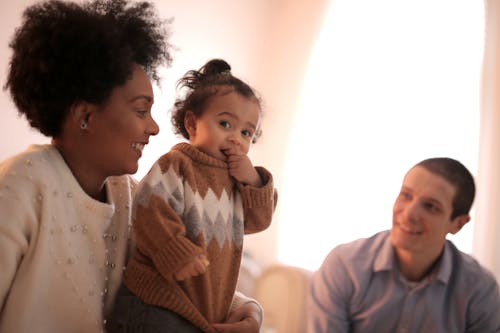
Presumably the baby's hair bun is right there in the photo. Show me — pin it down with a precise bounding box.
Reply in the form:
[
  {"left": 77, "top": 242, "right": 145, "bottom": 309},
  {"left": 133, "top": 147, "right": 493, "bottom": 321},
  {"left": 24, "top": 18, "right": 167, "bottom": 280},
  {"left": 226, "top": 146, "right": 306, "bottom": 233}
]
[
  {"left": 177, "top": 58, "right": 232, "bottom": 90},
  {"left": 200, "top": 59, "right": 231, "bottom": 76}
]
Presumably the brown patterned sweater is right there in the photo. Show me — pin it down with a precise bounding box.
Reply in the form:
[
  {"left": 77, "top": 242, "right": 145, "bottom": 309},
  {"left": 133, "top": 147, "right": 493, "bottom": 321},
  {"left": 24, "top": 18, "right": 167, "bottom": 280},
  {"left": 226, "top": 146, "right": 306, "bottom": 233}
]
[{"left": 123, "top": 143, "right": 277, "bottom": 332}]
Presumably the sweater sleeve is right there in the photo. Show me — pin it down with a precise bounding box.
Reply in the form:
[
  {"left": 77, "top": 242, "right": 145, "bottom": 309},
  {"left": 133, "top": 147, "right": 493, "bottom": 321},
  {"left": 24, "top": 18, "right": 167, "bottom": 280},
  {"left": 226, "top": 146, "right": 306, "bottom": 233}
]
[
  {"left": 227, "top": 291, "right": 263, "bottom": 327},
  {"left": 132, "top": 161, "right": 205, "bottom": 281},
  {"left": 237, "top": 166, "right": 277, "bottom": 234},
  {"left": 0, "top": 160, "right": 38, "bottom": 310}
]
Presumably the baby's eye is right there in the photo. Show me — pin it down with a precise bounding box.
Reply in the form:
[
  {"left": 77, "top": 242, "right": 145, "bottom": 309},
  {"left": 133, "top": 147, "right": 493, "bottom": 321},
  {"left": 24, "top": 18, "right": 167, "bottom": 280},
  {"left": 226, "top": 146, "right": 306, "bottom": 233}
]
[
  {"left": 219, "top": 120, "right": 231, "bottom": 128},
  {"left": 241, "top": 129, "right": 253, "bottom": 138}
]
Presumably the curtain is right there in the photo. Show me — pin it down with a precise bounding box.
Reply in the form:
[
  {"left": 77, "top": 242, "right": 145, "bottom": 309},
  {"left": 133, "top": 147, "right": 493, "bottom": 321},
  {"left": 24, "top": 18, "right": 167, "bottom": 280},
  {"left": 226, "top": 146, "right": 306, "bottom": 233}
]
[{"left": 473, "top": 0, "right": 500, "bottom": 283}]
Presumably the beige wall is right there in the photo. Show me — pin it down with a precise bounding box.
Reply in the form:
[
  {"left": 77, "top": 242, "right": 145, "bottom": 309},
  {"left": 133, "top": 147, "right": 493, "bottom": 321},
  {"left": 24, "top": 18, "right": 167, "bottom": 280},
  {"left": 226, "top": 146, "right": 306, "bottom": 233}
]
[
  {"left": 473, "top": 0, "right": 500, "bottom": 283},
  {"left": 244, "top": 0, "right": 330, "bottom": 267},
  {"left": 0, "top": 0, "right": 50, "bottom": 159},
  {"left": 0, "top": 0, "right": 329, "bottom": 268},
  {"left": 2, "top": 1, "right": 500, "bottom": 283}
]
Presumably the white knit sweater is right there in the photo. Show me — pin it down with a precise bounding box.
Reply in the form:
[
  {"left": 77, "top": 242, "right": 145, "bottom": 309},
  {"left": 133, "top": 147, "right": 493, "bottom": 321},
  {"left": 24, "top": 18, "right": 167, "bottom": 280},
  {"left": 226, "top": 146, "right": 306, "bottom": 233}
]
[{"left": 0, "top": 145, "right": 135, "bottom": 333}]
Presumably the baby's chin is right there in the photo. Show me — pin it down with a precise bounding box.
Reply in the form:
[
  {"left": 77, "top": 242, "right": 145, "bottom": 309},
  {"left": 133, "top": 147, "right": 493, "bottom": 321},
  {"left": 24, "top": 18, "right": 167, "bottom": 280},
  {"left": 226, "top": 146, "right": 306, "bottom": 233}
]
[
  {"left": 201, "top": 148, "right": 226, "bottom": 161},
  {"left": 193, "top": 145, "right": 226, "bottom": 161}
]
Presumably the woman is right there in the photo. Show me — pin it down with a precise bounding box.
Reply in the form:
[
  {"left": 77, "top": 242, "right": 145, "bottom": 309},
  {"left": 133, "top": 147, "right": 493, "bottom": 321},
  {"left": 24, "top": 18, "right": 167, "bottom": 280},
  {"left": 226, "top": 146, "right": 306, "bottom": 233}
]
[{"left": 0, "top": 1, "right": 261, "bottom": 332}]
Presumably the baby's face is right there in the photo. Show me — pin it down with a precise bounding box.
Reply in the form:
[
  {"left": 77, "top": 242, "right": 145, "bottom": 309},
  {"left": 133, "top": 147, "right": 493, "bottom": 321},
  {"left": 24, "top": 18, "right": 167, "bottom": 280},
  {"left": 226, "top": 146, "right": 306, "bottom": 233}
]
[{"left": 188, "top": 91, "right": 260, "bottom": 161}]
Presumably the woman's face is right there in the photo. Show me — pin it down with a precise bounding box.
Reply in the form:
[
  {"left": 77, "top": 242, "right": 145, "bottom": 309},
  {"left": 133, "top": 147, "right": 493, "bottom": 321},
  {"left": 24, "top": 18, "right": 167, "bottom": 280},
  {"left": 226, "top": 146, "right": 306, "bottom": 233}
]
[{"left": 87, "top": 65, "right": 159, "bottom": 177}]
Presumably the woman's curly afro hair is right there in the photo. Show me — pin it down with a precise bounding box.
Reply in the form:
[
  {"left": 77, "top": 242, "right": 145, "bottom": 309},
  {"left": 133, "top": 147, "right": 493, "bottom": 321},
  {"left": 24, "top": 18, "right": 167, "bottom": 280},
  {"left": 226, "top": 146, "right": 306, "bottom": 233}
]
[{"left": 4, "top": 0, "right": 172, "bottom": 137}]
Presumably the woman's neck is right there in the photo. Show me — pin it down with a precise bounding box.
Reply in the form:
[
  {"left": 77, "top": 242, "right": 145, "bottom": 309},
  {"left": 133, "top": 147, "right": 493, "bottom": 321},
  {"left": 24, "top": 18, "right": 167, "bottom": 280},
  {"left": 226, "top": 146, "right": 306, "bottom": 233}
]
[{"left": 52, "top": 139, "right": 107, "bottom": 202}]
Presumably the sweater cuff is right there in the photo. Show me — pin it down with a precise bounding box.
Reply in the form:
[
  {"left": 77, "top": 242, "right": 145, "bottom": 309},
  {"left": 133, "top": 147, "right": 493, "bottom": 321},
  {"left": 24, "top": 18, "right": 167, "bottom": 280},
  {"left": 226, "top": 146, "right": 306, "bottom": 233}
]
[
  {"left": 237, "top": 167, "right": 275, "bottom": 208},
  {"left": 229, "top": 291, "right": 263, "bottom": 327},
  {"left": 152, "top": 236, "right": 204, "bottom": 278}
]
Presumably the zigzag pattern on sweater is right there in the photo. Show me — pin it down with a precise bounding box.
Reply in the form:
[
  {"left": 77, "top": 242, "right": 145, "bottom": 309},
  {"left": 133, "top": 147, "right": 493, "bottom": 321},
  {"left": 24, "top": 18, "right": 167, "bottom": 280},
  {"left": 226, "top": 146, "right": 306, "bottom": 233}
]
[{"left": 134, "top": 164, "right": 244, "bottom": 248}]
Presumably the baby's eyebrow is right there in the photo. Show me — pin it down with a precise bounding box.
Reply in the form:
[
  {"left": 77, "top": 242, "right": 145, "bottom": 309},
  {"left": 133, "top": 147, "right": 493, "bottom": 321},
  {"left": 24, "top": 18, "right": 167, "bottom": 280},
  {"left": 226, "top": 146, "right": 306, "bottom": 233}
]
[
  {"left": 217, "top": 111, "right": 257, "bottom": 130},
  {"left": 245, "top": 121, "right": 257, "bottom": 130},
  {"left": 217, "top": 111, "right": 236, "bottom": 118}
]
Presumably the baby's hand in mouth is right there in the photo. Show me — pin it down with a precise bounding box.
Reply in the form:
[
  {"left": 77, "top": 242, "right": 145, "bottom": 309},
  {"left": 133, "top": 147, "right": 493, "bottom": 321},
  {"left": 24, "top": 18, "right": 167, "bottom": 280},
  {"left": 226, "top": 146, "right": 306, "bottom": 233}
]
[{"left": 221, "top": 147, "right": 238, "bottom": 159}]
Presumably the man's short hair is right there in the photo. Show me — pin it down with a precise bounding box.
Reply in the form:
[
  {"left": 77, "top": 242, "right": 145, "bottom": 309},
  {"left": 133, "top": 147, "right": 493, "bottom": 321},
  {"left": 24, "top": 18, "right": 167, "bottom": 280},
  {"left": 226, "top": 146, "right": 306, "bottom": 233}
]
[{"left": 415, "top": 157, "right": 475, "bottom": 219}]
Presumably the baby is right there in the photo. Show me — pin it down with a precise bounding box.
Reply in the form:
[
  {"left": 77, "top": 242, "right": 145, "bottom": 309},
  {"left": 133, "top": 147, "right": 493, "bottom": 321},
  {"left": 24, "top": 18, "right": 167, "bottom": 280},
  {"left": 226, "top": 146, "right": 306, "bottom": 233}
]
[{"left": 108, "top": 58, "right": 277, "bottom": 333}]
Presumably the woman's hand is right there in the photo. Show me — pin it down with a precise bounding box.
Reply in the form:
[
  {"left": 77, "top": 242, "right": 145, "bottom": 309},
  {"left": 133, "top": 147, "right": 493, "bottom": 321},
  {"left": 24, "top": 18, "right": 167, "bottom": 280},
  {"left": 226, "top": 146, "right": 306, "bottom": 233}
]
[{"left": 212, "top": 301, "right": 261, "bottom": 333}]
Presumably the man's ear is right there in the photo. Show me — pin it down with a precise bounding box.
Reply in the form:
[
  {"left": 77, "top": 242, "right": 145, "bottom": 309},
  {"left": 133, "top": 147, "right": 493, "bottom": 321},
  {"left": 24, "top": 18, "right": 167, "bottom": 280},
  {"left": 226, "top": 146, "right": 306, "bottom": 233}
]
[
  {"left": 184, "top": 111, "right": 197, "bottom": 138},
  {"left": 449, "top": 214, "right": 470, "bottom": 235}
]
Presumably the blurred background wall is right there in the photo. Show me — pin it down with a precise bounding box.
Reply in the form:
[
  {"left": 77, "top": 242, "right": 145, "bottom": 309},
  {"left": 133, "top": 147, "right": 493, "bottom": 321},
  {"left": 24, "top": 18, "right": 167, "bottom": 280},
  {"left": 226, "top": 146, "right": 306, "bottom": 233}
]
[{"left": 1, "top": 0, "right": 499, "bottom": 284}]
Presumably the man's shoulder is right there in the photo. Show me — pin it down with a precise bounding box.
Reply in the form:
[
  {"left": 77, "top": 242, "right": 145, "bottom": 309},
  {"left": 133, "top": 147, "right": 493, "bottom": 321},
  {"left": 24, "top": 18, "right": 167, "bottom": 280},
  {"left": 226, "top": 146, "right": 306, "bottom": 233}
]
[
  {"left": 314, "top": 231, "right": 391, "bottom": 296},
  {"left": 334, "top": 230, "right": 390, "bottom": 259},
  {"left": 448, "top": 242, "right": 498, "bottom": 286},
  {"left": 321, "top": 230, "right": 391, "bottom": 275}
]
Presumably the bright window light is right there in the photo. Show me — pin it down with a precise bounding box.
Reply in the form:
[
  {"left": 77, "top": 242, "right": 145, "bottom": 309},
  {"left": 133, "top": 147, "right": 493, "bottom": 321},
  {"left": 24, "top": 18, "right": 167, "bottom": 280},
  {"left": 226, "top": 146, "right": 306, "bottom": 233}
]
[{"left": 278, "top": 0, "right": 484, "bottom": 271}]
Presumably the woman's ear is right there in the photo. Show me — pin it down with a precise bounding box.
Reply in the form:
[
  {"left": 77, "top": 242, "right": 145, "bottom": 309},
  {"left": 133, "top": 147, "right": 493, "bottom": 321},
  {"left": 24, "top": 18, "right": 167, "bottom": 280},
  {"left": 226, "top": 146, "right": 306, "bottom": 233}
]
[
  {"left": 69, "top": 101, "right": 93, "bottom": 131},
  {"left": 184, "top": 111, "right": 197, "bottom": 138}
]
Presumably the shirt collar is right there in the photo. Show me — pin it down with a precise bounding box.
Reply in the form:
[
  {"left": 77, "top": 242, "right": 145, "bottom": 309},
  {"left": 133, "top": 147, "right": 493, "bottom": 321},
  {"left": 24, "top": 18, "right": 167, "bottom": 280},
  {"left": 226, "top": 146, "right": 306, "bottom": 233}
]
[
  {"left": 435, "top": 240, "right": 452, "bottom": 284},
  {"left": 372, "top": 231, "right": 453, "bottom": 284},
  {"left": 373, "top": 231, "right": 395, "bottom": 272}
]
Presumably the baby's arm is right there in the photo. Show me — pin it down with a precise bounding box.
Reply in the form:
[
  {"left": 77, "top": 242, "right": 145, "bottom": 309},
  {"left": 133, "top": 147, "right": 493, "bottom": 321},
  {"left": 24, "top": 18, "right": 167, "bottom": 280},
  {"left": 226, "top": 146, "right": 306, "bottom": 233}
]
[
  {"left": 174, "top": 254, "right": 210, "bottom": 281},
  {"left": 238, "top": 166, "right": 277, "bottom": 234}
]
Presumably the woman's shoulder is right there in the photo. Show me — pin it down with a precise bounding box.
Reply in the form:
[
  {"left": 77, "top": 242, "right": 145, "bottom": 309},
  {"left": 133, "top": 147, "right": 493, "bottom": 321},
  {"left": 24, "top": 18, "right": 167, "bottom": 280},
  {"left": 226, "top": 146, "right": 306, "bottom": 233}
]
[
  {"left": 0, "top": 144, "right": 60, "bottom": 205},
  {"left": 1, "top": 144, "right": 53, "bottom": 169},
  {"left": 0, "top": 144, "right": 60, "bottom": 184}
]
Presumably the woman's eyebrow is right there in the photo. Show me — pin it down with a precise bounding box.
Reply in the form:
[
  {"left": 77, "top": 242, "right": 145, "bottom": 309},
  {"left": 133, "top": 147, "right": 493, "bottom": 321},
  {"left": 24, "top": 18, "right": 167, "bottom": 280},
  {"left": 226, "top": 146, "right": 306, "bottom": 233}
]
[{"left": 129, "top": 95, "right": 153, "bottom": 103}]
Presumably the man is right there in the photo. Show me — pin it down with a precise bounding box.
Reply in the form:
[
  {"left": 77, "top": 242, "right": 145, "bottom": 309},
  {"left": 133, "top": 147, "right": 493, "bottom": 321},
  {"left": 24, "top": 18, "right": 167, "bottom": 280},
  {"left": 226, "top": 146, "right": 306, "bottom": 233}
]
[{"left": 308, "top": 157, "right": 500, "bottom": 333}]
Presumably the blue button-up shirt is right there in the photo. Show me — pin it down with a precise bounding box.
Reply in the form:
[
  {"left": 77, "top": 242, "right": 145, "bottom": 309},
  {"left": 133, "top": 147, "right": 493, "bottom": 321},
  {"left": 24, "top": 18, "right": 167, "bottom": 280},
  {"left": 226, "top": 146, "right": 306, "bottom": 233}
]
[{"left": 308, "top": 230, "right": 500, "bottom": 333}]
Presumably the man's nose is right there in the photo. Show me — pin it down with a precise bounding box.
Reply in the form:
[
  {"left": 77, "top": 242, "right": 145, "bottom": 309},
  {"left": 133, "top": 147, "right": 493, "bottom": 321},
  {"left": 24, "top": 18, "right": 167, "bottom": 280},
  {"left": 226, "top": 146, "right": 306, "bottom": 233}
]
[{"left": 403, "top": 201, "right": 420, "bottom": 223}]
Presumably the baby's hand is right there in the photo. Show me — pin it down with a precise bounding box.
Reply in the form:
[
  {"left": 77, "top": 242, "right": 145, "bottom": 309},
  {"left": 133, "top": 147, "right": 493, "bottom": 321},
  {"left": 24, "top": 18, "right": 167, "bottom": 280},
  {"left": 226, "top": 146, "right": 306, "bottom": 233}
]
[
  {"left": 223, "top": 148, "right": 262, "bottom": 187},
  {"left": 174, "top": 254, "right": 210, "bottom": 281}
]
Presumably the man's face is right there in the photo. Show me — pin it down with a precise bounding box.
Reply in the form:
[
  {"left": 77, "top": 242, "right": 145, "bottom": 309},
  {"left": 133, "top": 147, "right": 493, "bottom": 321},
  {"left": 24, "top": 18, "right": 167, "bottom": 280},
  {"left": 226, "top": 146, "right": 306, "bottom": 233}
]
[{"left": 390, "top": 166, "right": 467, "bottom": 260}]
